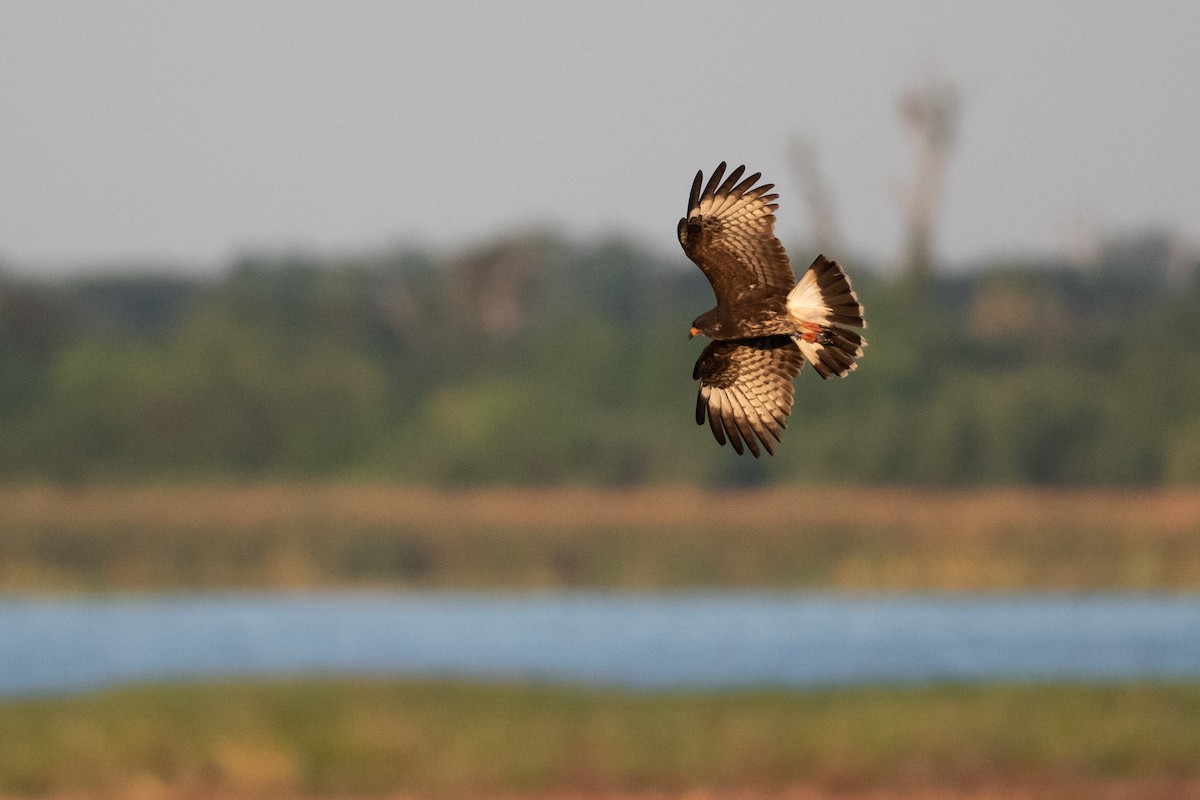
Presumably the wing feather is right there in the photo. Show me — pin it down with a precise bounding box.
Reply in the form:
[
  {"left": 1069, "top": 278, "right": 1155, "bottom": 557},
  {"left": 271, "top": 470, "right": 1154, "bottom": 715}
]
[
  {"left": 720, "top": 394, "right": 745, "bottom": 456},
  {"left": 687, "top": 169, "right": 704, "bottom": 215},
  {"left": 700, "top": 163, "right": 726, "bottom": 205},
  {"left": 693, "top": 336, "right": 805, "bottom": 458},
  {"left": 727, "top": 389, "right": 763, "bottom": 457},
  {"left": 709, "top": 391, "right": 727, "bottom": 445},
  {"left": 678, "top": 162, "right": 796, "bottom": 308}
]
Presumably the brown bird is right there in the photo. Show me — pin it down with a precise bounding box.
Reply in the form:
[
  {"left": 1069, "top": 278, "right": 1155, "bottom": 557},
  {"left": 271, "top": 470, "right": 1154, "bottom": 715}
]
[{"left": 678, "top": 162, "right": 866, "bottom": 457}]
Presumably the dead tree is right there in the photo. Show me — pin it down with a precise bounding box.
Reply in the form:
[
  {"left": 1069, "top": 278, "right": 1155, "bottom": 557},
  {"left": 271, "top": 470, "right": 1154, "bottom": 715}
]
[
  {"left": 898, "top": 79, "right": 961, "bottom": 286},
  {"left": 788, "top": 137, "right": 843, "bottom": 257}
]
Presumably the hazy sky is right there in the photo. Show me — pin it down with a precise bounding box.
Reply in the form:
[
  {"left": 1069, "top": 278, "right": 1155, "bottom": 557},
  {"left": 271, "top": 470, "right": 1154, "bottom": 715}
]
[{"left": 2, "top": 1, "right": 1197, "bottom": 274}]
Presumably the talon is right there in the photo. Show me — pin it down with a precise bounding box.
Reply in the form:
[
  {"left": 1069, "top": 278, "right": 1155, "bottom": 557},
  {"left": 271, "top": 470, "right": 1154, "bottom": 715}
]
[{"left": 799, "top": 321, "right": 823, "bottom": 343}]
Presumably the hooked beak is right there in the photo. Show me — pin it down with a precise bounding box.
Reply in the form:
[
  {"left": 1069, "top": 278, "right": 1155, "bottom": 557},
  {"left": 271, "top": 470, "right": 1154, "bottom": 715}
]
[{"left": 689, "top": 326, "right": 700, "bottom": 339}]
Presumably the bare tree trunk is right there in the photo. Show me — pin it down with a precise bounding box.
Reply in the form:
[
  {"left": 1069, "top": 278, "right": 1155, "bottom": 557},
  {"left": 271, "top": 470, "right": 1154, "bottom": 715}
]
[
  {"left": 789, "top": 137, "right": 842, "bottom": 257},
  {"left": 899, "top": 79, "right": 961, "bottom": 289}
]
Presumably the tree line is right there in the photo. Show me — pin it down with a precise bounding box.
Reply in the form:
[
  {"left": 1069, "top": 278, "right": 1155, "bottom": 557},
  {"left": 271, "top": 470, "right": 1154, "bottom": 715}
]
[{"left": 1, "top": 230, "right": 1197, "bottom": 486}]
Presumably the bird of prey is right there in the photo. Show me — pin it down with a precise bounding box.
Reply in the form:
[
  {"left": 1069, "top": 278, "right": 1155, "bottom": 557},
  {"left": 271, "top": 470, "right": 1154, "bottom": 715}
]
[{"left": 678, "top": 162, "right": 866, "bottom": 457}]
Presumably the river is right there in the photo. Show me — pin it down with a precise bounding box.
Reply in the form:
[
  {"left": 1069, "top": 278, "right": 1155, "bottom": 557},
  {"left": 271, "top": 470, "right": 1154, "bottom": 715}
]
[{"left": 3, "top": 591, "right": 1199, "bottom": 695}]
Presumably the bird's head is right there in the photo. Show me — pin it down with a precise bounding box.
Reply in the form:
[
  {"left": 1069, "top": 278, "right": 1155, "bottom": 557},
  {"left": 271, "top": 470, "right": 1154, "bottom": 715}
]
[{"left": 690, "top": 310, "right": 723, "bottom": 339}]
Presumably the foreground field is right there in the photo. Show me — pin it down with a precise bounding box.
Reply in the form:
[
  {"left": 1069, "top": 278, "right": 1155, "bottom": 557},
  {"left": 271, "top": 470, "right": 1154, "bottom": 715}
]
[
  {"left": 7, "top": 782, "right": 1200, "bottom": 800},
  {"left": 3, "top": 679, "right": 1199, "bottom": 799},
  {"left": 3, "top": 484, "right": 1200, "bottom": 591}
]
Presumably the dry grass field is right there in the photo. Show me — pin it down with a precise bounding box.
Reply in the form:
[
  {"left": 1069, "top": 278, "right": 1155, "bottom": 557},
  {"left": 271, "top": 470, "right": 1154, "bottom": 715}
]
[
  {"left": 2, "top": 680, "right": 1198, "bottom": 800},
  {"left": 2, "top": 484, "right": 1199, "bottom": 591},
  {"left": 6, "top": 781, "right": 1200, "bottom": 799}
]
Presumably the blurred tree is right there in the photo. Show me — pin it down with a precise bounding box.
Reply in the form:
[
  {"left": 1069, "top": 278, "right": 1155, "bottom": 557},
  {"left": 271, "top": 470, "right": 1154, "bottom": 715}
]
[{"left": 0, "top": 230, "right": 1197, "bottom": 487}]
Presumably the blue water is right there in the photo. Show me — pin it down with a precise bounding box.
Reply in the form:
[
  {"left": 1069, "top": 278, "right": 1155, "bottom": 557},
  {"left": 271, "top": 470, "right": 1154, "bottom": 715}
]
[{"left": 2, "top": 592, "right": 1199, "bottom": 696}]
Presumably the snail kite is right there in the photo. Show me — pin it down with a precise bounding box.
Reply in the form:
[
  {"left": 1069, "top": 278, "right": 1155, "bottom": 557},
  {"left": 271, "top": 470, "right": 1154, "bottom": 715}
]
[{"left": 678, "top": 162, "right": 866, "bottom": 457}]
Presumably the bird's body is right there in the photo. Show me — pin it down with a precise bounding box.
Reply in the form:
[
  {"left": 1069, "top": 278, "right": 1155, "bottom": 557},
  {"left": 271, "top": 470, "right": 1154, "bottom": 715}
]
[{"left": 679, "top": 162, "right": 866, "bottom": 457}]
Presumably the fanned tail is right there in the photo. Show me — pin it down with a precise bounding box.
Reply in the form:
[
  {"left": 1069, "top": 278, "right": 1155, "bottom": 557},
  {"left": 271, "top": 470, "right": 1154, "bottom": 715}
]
[{"left": 786, "top": 255, "right": 867, "bottom": 379}]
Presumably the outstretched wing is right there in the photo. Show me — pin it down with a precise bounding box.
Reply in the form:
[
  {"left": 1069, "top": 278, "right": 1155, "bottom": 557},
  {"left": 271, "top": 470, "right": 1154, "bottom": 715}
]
[
  {"left": 677, "top": 162, "right": 795, "bottom": 308},
  {"left": 693, "top": 336, "right": 805, "bottom": 457}
]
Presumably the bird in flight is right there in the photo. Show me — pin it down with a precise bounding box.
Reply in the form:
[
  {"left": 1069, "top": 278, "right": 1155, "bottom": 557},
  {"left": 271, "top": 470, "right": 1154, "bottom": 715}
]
[{"left": 678, "top": 162, "right": 866, "bottom": 457}]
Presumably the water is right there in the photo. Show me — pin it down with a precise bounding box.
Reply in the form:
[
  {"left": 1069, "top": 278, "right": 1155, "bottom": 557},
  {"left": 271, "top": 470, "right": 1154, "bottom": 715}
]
[{"left": 2, "top": 592, "right": 1199, "bottom": 696}]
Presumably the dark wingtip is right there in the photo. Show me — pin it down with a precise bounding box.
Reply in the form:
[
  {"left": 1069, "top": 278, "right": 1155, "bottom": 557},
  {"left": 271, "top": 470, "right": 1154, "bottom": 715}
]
[
  {"left": 731, "top": 170, "right": 761, "bottom": 197},
  {"left": 701, "top": 162, "right": 727, "bottom": 202},
  {"left": 717, "top": 164, "right": 746, "bottom": 197},
  {"left": 688, "top": 169, "right": 703, "bottom": 213}
]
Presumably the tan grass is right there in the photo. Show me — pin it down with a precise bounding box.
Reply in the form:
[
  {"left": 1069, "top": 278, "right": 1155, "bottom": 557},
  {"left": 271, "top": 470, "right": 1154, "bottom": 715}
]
[
  {"left": 4, "top": 484, "right": 1199, "bottom": 537},
  {"left": 3, "top": 681, "right": 1199, "bottom": 799},
  {"left": 4, "top": 484, "right": 1200, "bottom": 591},
  {"left": 5, "top": 777, "right": 1200, "bottom": 799}
]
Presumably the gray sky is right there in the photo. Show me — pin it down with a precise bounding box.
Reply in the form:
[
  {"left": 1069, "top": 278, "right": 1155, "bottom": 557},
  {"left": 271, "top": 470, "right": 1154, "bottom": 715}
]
[{"left": 2, "top": 1, "right": 1198, "bottom": 274}]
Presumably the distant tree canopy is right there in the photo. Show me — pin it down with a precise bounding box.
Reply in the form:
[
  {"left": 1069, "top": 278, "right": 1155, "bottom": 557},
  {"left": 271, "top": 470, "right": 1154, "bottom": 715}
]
[{"left": 1, "top": 232, "right": 1198, "bottom": 487}]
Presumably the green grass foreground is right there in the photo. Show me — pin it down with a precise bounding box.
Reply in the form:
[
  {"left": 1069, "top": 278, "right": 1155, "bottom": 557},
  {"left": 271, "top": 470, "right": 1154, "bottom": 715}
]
[
  {"left": 4, "top": 484, "right": 1200, "bottom": 591},
  {"left": 2, "top": 679, "right": 1199, "bottom": 797}
]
